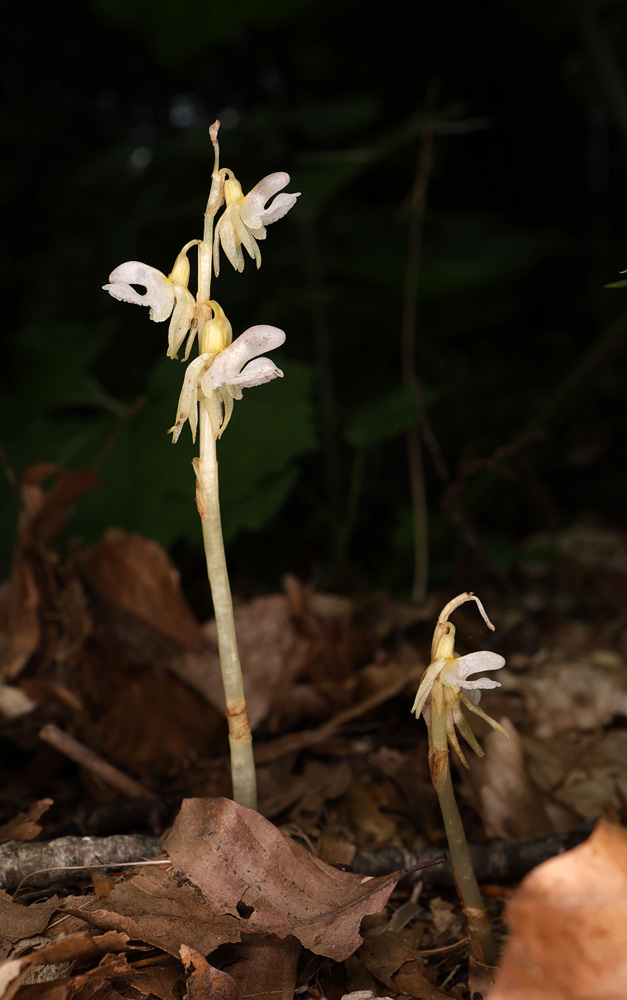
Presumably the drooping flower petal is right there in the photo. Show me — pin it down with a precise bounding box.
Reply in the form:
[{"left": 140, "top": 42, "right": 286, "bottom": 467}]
[
  {"left": 459, "top": 693, "right": 510, "bottom": 739},
  {"left": 103, "top": 262, "right": 175, "bottom": 323},
  {"left": 410, "top": 657, "right": 448, "bottom": 719},
  {"left": 240, "top": 172, "right": 300, "bottom": 228},
  {"left": 167, "top": 285, "right": 197, "bottom": 360},
  {"left": 168, "top": 353, "right": 213, "bottom": 444}
]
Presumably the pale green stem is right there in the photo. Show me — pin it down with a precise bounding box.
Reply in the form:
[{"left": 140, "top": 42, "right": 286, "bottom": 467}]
[
  {"left": 192, "top": 120, "right": 257, "bottom": 809},
  {"left": 429, "top": 681, "right": 496, "bottom": 966},
  {"left": 195, "top": 404, "right": 257, "bottom": 809}
]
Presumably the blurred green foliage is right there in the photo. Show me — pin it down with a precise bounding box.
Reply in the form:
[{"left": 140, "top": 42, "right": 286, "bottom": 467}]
[{"left": 3, "top": 0, "right": 627, "bottom": 594}]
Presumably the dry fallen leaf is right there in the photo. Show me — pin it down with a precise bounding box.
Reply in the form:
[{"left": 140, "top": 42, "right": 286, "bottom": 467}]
[
  {"left": 79, "top": 531, "right": 206, "bottom": 653},
  {"left": 64, "top": 797, "right": 409, "bottom": 965},
  {"left": 161, "top": 797, "right": 410, "bottom": 961},
  {"left": 180, "top": 944, "right": 237, "bottom": 1000},
  {"left": 0, "top": 799, "right": 54, "bottom": 845},
  {"left": 211, "top": 935, "right": 301, "bottom": 1000},
  {"left": 478, "top": 719, "right": 552, "bottom": 841},
  {"left": 489, "top": 820, "right": 627, "bottom": 1000},
  {"left": 358, "top": 925, "right": 450, "bottom": 1000},
  {"left": 0, "top": 930, "right": 128, "bottom": 1000}
]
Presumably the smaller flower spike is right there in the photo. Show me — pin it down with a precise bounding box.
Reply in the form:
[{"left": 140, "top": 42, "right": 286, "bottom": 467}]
[
  {"left": 411, "top": 592, "right": 508, "bottom": 767},
  {"left": 213, "top": 170, "right": 300, "bottom": 275},
  {"left": 103, "top": 241, "right": 199, "bottom": 361}
]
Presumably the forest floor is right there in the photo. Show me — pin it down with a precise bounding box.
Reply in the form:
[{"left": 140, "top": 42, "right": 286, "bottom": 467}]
[{"left": 1, "top": 466, "right": 626, "bottom": 1000}]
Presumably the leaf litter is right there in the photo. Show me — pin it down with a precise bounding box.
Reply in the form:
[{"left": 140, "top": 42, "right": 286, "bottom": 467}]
[{"left": 1, "top": 471, "right": 627, "bottom": 997}]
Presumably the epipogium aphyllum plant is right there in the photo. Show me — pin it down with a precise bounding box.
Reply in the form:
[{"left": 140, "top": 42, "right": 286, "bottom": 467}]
[
  {"left": 411, "top": 592, "right": 509, "bottom": 966},
  {"left": 103, "top": 121, "right": 300, "bottom": 810}
]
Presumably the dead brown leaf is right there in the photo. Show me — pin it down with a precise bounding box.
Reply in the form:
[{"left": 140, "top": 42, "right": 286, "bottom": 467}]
[
  {"left": 161, "top": 797, "right": 410, "bottom": 961},
  {"left": 0, "top": 891, "right": 60, "bottom": 953},
  {"left": 359, "top": 927, "right": 450, "bottom": 1000},
  {"left": 79, "top": 531, "right": 205, "bottom": 653},
  {"left": 180, "top": 945, "right": 237, "bottom": 1000},
  {"left": 0, "top": 931, "right": 128, "bottom": 1000},
  {"left": 212, "top": 936, "right": 301, "bottom": 1000},
  {"left": 490, "top": 820, "right": 627, "bottom": 999},
  {"left": 0, "top": 465, "right": 100, "bottom": 682},
  {"left": 477, "top": 720, "right": 552, "bottom": 842},
  {"left": 0, "top": 801, "right": 54, "bottom": 846},
  {"left": 66, "top": 870, "right": 237, "bottom": 958}
]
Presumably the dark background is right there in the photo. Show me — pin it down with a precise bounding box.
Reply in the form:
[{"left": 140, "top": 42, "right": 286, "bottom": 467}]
[{"left": 2, "top": 0, "right": 626, "bottom": 601}]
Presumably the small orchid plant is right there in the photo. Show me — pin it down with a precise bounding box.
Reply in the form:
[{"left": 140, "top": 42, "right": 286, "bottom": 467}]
[
  {"left": 103, "top": 121, "right": 300, "bottom": 810},
  {"left": 411, "top": 592, "right": 508, "bottom": 966}
]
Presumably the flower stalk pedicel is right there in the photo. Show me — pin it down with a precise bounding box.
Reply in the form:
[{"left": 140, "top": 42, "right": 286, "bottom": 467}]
[
  {"left": 103, "top": 121, "right": 300, "bottom": 809},
  {"left": 411, "top": 592, "right": 508, "bottom": 965}
]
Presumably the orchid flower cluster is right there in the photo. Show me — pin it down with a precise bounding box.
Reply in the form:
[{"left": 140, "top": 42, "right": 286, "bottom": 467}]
[
  {"left": 102, "top": 122, "right": 299, "bottom": 810},
  {"left": 103, "top": 164, "right": 299, "bottom": 441}
]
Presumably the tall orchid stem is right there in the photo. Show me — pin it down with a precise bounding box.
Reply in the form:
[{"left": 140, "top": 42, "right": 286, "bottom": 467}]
[
  {"left": 193, "top": 120, "right": 257, "bottom": 809},
  {"left": 428, "top": 679, "right": 495, "bottom": 966},
  {"left": 195, "top": 411, "right": 257, "bottom": 808}
]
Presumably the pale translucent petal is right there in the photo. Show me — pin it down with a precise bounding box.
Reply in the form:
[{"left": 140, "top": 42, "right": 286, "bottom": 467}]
[
  {"left": 443, "top": 651, "right": 505, "bottom": 685},
  {"left": 459, "top": 693, "right": 510, "bottom": 739},
  {"left": 410, "top": 657, "right": 448, "bottom": 718},
  {"left": 452, "top": 701, "right": 485, "bottom": 760},
  {"left": 256, "top": 191, "right": 300, "bottom": 225},
  {"left": 240, "top": 172, "right": 300, "bottom": 228},
  {"left": 167, "top": 285, "right": 197, "bottom": 360},
  {"left": 214, "top": 209, "right": 244, "bottom": 274},
  {"left": 225, "top": 357, "right": 284, "bottom": 389},
  {"left": 168, "top": 353, "right": 212, "bottom": 444},
  {"left": 103, "top": 261, "right": 174, "bottom": 323},
  {"left": 203, "top": 326, "right": 286, "bottom": 391},
  {"left": 457, "top": 677, "right": 502, "bottom": 691},
  {"left": 231, "top": 209, "right": 263, "bottom": 266},
  {"left": 446, "top": 709, "right": 469, "bottom": 768}
]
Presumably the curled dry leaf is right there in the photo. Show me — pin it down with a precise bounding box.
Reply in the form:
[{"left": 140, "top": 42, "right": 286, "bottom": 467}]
[
  {"left": 490, "top": 819, "right": 627, "bottom": 1000},
  {"left": 161, "top": 797, "right": 411, "bottom": 961}
]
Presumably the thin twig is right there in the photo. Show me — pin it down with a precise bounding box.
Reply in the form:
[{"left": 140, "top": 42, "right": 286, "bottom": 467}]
[
  {"left": 255, "top": 660, "right": 426, "bottom": 764},
  {"left": 401, "top": 86, "right": 441, "bottom": 603},
  {"left": 39, "top": 723, "right": 154, "bottom": 800}
]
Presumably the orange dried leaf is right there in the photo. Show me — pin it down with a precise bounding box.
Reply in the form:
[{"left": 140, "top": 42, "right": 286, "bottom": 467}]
[{"left": 490, "top": 820, "right": 627, "bottom": 1000}]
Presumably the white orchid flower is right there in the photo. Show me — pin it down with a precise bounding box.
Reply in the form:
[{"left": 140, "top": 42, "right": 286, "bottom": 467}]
[
  {"left": 169, "top": 323, "right": 285, "bottom": 443},
  {"left": 213, "top": 170, "right": 300, "bottom": 275},
  {"left": 411, "top": 593, "right": 508, "bottom": 767},
  {"left": 103, "top": 241, "right": 199, "bottom": 360}
]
